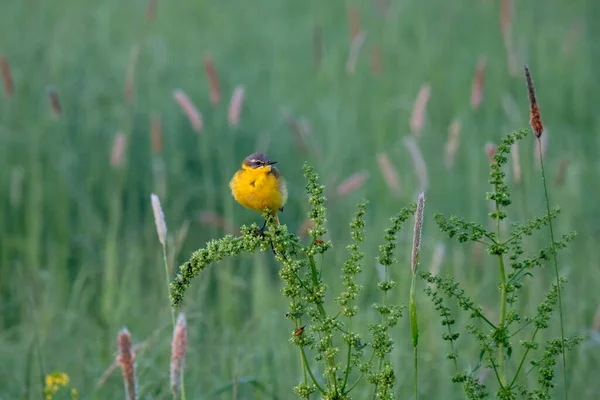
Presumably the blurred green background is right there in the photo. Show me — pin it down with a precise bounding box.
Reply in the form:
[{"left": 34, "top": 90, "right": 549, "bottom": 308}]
[{"left": 1, "top": 0, "right": 599, "bottom": 398}]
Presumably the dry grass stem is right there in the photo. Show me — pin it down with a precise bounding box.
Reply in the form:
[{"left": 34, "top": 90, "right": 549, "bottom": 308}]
[
  {"left": 336, "top": 171, "right": 369, "bottom": 197},
  {"left": 10, "top": 166, "right": 24, "bottom": 207},
  {"left": 555, "top": 159, "right": 569, "bottom": 186},
  {"left": 346, "top": 31, "right": 366, "bottom": 75},
  {"left": 173, "top": 89, "right": 203, "bottom": 133},
  {"left": 47, "top": 86, "right": 61, "bottom": 117},
  {"left": 370, "top": 44, "right": 382, "bottom": 76},
  {"left": 110, "top": 133, "right": 127, "bottom": 167},
  {"left": 228, "top": 85, "right": 245, "bottom": 127},
  {"left": 170, "top": 313, "right": 187, "bottom": 397},
  {"left": 444, "top": 119, "right": 461, "bottom": 170},
  {"left": 511, "top": 142, "right": 521, "bottom": 184},
  {"left": 500, "top": 0, "right": 512, "bottom": 42},
  {"left": 376, "top": 152, "right": 402, "bottom": 197},
  {"left": 124, "top": 45, "right": 140, "bottom": 104},
  {"left": 347, "top": 4, "right": 362, "bottom": 41},
  {"left": 411, "top": 192, "right": 425, "bottom": 273},
  {"left": 592, "top": 304, "right": 600, "bottom": 333},
  {"left": 314, "top": 24, "right": 322, "bottom": 69},
  {"left": 150, "top": 113, "right": 163, "bottom": 155},
  {"left": 485, "top": 143, "right": 496, "bottom": 164},
  {"left": 0, "top": 55, "right": 14, "bottom": 97},
  {"left": 204, "top": 54, "right": 221, "bottom": 106},
  {"left": 404, "top": 136, "right": 429, "bottom": 192},
  {"left": 117, "top": 328, "right": 137, "bottom": 400},
  {"left": 410, "top": 83, "right": 431, "bottom": 138},
  {"left": 524, "top": 65, "right": 544, "bottom": 138},
  {"left": 470, "top": 56, "right": 486, "bottom": 109},
  {"left": 146, "top": 0, "right": 157, "bottom": 21},
  {"left": 151, "top": 193, "right": 167, "bottom": 246}
]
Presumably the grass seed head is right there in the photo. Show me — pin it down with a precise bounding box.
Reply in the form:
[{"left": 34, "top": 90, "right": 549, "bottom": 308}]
[{"left": 151, "top": 193, "right": 167, "bottom": 246}]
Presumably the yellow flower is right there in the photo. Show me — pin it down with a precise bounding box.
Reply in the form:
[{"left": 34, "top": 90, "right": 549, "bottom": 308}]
[{"left": 44, "top": 372, "right": 72, "bottom": 400}]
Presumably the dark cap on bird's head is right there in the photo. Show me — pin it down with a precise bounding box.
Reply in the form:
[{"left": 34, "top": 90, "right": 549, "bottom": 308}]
[{"left": 243, "top": 152, "right": 277, "bottom": 168}]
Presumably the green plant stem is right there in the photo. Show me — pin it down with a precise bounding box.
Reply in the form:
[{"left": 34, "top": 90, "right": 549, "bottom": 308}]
[
  {"left": 163, "top": 244, "right": 186, "bottom": 400},
  {"left": 291, "top": 295, "right": 323, "bottom": 396},
  {"left": 300, "top": 344, "right": 325, "bottom": 394},
  {"left": 410, "top": 274, "right": 419, "bottom": 400},
  {"left": 538, "top": 138, "right": 568, "bottom": 400},
  {"left": 342, "top": 319, "right": 352, "bottom": 390},
  {"left": 413, "top": 346, "right": 418, "bottom": 400},
  {"left": 372, "top": 265, "right": 389, "bottom": 400},
  {"left": 495, "top": 203, "right": 508, "bottom": 387},
  {"left": 307, "top": 253, "right": 338, "bottom": 393},
  {"left": 346, "top": 347, "right": 377, "bottom": 393},
  {"left": 508, "top": 327, "right": 540, "bottom": 388}
]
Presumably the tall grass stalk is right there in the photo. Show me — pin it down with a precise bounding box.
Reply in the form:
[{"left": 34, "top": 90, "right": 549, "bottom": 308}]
[
  {"left": 410, "top": 193, "right": 425, "bottom": 400},
  {"left": 538, "top": 143, "right": 567, "bottom": 398},
  {"left": 525, "top": 64, "right": 568, "bottom": 399},
  {"left": 151, "top": 194, "right": 186, "bottom": 400}
]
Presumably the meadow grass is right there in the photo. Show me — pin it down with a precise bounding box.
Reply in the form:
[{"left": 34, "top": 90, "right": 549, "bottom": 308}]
[{"left": 1, "top": 0, "right": 599, "bottom": 398}]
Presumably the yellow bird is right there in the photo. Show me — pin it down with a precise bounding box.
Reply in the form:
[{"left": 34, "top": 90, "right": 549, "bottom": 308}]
[{"left": 229, "top": 152, "right": 288, "bottom": 231}]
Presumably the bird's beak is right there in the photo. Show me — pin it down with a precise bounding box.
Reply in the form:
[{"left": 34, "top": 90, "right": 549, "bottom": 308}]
[{"left": 267, "top": 160, "right": 277, "bottom": 165}]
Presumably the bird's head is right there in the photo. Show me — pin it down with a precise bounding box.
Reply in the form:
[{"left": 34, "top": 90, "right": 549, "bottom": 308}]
[{"left": 241, "top": 152, "right": 277, "bottom": 171}]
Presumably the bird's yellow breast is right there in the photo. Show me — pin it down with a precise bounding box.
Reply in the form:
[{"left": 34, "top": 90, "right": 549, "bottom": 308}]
[{"left": 229, "top": 165, "right": 287, "bottom": 214}]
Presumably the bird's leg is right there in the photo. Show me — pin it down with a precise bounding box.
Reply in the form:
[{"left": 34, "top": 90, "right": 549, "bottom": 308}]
[
  {"left": 258, "top": 219, "right": 268, "bottom": 234},
  {"left": 256, "top": 218, "right": 278, "bottom": 255}
]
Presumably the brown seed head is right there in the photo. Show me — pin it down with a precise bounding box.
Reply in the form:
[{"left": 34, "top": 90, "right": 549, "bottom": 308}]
[
  {"left": 347, "top": 4, "right": 362, "bottom": 41},
  {"left": 370, "top": 44, "right": 382, "bottom": 76},
  {"left": 228, "top": 85, "right": 245, "bottom": 127},
  {"left": 485, "top": 143, "right": 496, "bottom": 164},
  {"left": 470, "top": 56, "right": 486, "bottom": 109},
  {"left": 314, "top": 24, "right": 322, "bottom": 69},
  {"left": 110, "top": 133, "right": 127, "bottom": 167},
  {"left": 173, "top": 89, "right": 203, "bottom": 133},
  {"left": 117, "top": 328, "right": 137, "bottom": 400},
  {"left": 376, "top": 152, "right": 401, "bottom": 197},
  {"left": 0, "top": 55, "right": 13, "bottom": 97},
  {"left": 555, "top": 159, "right": 569, "bottom": 186},
  {"left": 336, "top": 171, "right": 369, "bottom": 197},
  {"left": 524, "top": 65, "right": 543, "bottom": 138},
  {"left": 146, "top": 0, "right": 157, "bottom": 21},
  {"left": 170, "top": 313, "right": 187, "bottom": 397},
  {"left": 410, "top": 83, "right": 431, "bottom": 138},
  {"left": 47, "top": 86, "right": 61, "bottom": 117},
  {"left": 444, "top": 119, "right": 461, "bottom": 170},
  {"left": 203, "top": 54, "right": 221, "bottom": 106}
]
